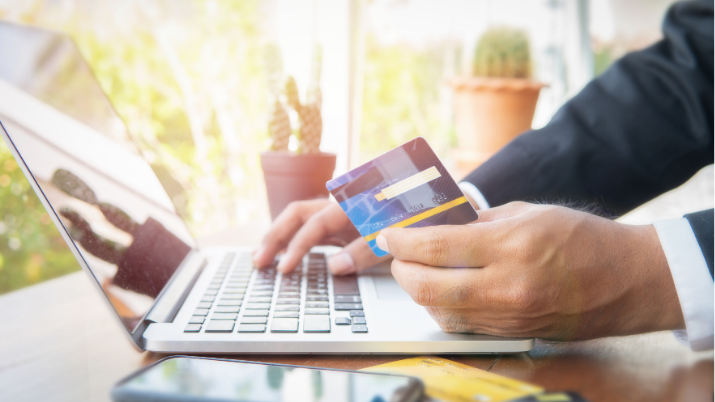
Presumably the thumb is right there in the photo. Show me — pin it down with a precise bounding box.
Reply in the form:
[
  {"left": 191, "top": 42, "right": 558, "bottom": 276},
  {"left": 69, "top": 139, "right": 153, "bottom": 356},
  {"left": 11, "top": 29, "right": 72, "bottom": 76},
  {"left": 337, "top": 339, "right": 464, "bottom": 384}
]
[{"left": 328, "top": 238, "right": 391, "bottom": 275}]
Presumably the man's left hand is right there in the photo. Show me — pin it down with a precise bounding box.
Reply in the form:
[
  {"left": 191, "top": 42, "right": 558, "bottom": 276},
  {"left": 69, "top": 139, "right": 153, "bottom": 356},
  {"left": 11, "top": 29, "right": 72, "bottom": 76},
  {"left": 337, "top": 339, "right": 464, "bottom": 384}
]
[{"left": 376, "top": 202, "right": 685, "bottom": 341}]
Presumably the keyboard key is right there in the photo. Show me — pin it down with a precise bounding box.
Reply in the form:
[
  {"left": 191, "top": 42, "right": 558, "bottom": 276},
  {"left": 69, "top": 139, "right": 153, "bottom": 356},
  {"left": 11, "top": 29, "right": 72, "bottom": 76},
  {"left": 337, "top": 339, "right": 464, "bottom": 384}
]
[
  {"left": 335, "top": 295, "right": 361, "bottom": 303},
  {"left": 303, "top": 315, "right": 330, "bottom": 333},
  {"left": 241, "top": 317, "right": 268, "bottom": 324},
  {"left": 275, "top": 306, "right": 300, "bottom": 312},
  {"left": 276, "top": 299, "right": 300, "bottom": 305},
  {"left": 184, "top": 324, "right": 202, "bottom": 332},
  {"left": 249, "top": 297, "right": 273, "bottom": 303},
  {"left": 212, "top": 313, "right": 238, "bottom": 320},
  {"left": 349, "top": 310, "right": 365, "bottom": 317},
  {"left": 335, "top": 303, "right": 362, "bottom": 311},
  {"left": 251, "top": 291, "right": 274, "bottom": 297},
  {"left": 197, "top": 302, "right": 212, "bottom": 309},
  {"left": 306, "top": 302, "right": 329, "bottom": 308},
  {"left": 278, "top": 292, "right": 300, "bottom": 298},
  {"left": 214, "top": 306, "right": 240, "bottom": 313},
  {"left": 245, "top": 303, "right": 271, "bottom": 310},
  {"left": 206, "top": 284, "right": 220, "bottom": 290},
  {"left": 274, "top": 312, "right": 300, "bottom": 318},
  {"left": 188, "top": 316, "right": 205, "bottom": 324},
  {"left": 200, "top": 296, "right": 215, "bottom": 302},
  {"left": 217, "top": 299, "right": 242, "bottom": 306},
  {"left": 271, "top": 318, "right": 299, "bottom": 332},
  {"left": 281, "top": 286, "right": 300, "bottom": 292},
  {"left": 243, "top": 309, "right": 270, "bottom": 317},
  {"left": 305, "top": 308, "right": 330, "bottom": 315},
  {"left": 194, "top": 308, "right": 210, "bottom": 316},
  {"left": 307, "top": 290, "right": 328, "bottom": 295},
  {"left": 222, "top": 296, "right": 244, "bottom": 302},
  {"left": 252, "top": 285, "right": 274, "bottom": 291},
  {"left": 237, "top": 324, "right": 266, "bottom": 333},
  {"left": 204, "top": 289, "right": 219, "bottom": 296},
  {"left": 335, "top": 317, "right": 351, "bottom": 325},
  {"left": 333, "top": 275, "right": 360, "bottom": 295},
  {"left": 205, "top": 320, "right": 235, "bottom": 332},
  {"left": 351, "top": 325, "right": 368, "bottom": 333},
  {"left": 306, "top": 296, "right": 329, "bottom": 302},
  {"left": 352, "top": 317, "right": 367, "bottom": 325},
  {"left": 222, "top": 288, "right": 246, "bottom": 294}
]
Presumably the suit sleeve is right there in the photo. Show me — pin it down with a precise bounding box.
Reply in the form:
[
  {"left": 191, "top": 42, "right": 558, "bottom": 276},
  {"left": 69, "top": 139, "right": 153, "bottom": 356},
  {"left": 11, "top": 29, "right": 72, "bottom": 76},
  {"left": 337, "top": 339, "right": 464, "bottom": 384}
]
[
  {"left": 461, "top": 0, "right": 713, "bottom": 216},
  {"left": 684, "top": 209, "right": 714, "bottom": 277}
]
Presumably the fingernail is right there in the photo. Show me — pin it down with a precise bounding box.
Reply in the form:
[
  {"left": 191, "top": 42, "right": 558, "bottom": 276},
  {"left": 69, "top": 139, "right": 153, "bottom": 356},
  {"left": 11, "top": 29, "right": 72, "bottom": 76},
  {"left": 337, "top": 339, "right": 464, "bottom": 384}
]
[
  {"left": 376, "top": 234, "right": 389, "bottom": 253},
  {"left": 253, "top": 245, "right": 265, "bottom": 265},
  {"left": 329, "top": 253, "right": 355, "bottom": 275}
]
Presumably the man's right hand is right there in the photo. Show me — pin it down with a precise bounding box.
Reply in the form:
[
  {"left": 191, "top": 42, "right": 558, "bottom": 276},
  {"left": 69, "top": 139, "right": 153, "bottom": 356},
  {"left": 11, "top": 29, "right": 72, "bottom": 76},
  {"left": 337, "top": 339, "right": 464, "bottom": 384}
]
[{"left": 252, "top": 199, "right": 391, "bottom": 275}]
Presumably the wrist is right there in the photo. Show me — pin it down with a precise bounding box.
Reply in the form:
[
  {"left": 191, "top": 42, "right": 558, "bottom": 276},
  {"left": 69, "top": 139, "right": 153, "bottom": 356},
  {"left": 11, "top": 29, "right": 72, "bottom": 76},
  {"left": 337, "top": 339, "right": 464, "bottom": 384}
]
[{"left": 623, "top": 224, "right": 686, "bottom": 334}]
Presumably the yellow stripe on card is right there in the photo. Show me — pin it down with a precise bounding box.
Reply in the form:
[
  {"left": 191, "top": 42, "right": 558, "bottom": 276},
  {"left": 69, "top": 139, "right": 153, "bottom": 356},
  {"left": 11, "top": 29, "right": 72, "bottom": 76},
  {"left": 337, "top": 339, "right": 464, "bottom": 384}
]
[
  {"left": 374, "top": 166, "right": 441, "bottom": 201},
  {"left": 363, "top": 196, "right": 469, "bottom": 242}
]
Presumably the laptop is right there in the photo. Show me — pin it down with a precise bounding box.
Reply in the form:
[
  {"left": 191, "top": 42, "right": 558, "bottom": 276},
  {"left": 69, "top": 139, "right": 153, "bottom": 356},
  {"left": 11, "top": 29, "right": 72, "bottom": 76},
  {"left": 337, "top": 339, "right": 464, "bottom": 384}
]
[{"left": 0, "top": 22, "right": 533, "bottom": 354}]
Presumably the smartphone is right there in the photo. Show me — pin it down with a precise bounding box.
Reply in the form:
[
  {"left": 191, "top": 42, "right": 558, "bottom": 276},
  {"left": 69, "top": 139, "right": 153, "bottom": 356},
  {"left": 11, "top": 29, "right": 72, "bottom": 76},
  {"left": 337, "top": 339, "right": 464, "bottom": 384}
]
[{"left": 111, "top": 356, "right": 424, "bottom": 402}]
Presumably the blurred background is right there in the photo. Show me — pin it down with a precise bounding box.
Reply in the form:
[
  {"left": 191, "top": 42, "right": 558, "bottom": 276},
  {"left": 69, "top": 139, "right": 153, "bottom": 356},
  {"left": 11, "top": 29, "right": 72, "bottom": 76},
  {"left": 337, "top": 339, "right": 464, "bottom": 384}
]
[{"left": 0, "top": 0, "right": 706, "bottom": 294}]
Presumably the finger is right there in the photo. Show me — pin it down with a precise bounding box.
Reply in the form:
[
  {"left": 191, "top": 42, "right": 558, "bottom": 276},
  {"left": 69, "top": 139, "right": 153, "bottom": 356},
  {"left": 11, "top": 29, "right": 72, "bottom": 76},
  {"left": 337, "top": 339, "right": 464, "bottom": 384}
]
[
  {"left": 253, "top": 200, "right": 329, "bottom": 268},
  {"left": 377, "top": 224, "right": 500, "bottom": 268},
  {"left": 277, "top": 204, "right": 352, "bottom": 273},
  {"left": 424, "top": 306, "right": 549, "bottom": 338},
  {"left": 328, "top": 238, "right": 392, "bottom": 276},
  {"left": 390, "top": 259, "right": 494, "bottom": 308},
  {"left": 472, "top": 201, "right": 533, "bottom": 223}
]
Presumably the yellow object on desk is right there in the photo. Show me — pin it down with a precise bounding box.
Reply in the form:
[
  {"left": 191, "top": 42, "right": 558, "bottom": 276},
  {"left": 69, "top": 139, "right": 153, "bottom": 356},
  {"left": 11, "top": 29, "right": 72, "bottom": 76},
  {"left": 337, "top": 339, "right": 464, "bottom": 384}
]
[{"left": 360, "top": 356, "right": 543, "bottom": 402}]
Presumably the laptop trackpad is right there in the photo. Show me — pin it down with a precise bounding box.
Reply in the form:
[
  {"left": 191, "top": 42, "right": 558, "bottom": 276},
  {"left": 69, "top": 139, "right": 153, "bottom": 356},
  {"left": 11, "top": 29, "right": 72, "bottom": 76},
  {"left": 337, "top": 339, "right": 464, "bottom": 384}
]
[{"left": 372, "top": 275, "right": 412, "bottom": 301}]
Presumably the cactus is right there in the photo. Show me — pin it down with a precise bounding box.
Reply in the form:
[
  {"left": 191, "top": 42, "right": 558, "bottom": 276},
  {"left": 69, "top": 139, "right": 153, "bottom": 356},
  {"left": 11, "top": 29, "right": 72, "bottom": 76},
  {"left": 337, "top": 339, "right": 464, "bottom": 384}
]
[
  {"left": 268, "top": 99, "right": 291, "bottom": 151},
  {"left": 473, "top": 27, "right": 532, "bottom": 79},
  {"left": 265, "top": 45, "right": 323, "bottom": 154},
  {"left": 297, "top": 103, "right": 322, "bottom": 154}
]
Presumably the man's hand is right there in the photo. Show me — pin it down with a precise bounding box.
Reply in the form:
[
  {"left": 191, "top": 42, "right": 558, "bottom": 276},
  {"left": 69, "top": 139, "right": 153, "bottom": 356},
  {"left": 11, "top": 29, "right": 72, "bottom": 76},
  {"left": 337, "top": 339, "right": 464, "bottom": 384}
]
[
  {"left": 377, "top": 201, "right": 685, "bottom": 341},
  {"left": 253, "top": 199, "right": 390, "bottom": 275}
]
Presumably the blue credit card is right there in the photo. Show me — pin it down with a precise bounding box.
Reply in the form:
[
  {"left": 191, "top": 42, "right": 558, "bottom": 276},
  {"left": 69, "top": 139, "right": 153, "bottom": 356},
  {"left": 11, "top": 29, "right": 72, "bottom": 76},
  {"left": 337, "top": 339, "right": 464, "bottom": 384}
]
[{"left": 326, "top": 137, "right": 478, "bottom": 256}]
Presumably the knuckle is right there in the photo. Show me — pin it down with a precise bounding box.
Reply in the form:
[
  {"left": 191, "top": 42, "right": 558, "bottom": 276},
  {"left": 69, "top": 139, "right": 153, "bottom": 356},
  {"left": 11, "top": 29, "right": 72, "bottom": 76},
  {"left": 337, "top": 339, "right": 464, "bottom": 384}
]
[
  {"left": 424, "top": 230, "right": 448, "bottom": 265},
  {"left": 503, "top": 282, "right": 537, "bottom": 312},
  {"left": 412, "top": 279, "right": 436, "bottom": 306}
]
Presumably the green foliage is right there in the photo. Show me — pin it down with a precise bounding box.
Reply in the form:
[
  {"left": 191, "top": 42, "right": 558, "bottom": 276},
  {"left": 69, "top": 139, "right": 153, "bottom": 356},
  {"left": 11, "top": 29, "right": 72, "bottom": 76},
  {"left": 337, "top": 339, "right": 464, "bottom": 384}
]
[
  {"left": 0, "top": 0, "right": 268, "bottom": 293},
  {"left": 360, "top": 35, "right": 453, "bottom": 162},
  {"left": 473, "top": 27, "right": 532, "bottom": 79},
  {"left": 0, "top": 143, "right": 79, "bottom": 295}
]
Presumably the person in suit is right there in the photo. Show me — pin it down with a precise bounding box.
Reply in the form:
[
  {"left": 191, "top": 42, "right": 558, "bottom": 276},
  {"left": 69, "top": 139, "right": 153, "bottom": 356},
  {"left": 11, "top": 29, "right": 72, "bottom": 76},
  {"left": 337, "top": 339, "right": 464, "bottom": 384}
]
[{"left": 254, "top": 0, "right": 713, "bottom": 350}]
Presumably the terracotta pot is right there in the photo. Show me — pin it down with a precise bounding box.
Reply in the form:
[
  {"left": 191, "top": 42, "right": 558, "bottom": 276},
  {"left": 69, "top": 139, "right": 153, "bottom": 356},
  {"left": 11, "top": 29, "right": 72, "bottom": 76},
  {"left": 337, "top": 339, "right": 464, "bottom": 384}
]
[
  {"left": 260, "top": 151, "right": 337, "bottom": 220},
  {"left": 448, "top": 77, "right": 544, "bottom": 171}
]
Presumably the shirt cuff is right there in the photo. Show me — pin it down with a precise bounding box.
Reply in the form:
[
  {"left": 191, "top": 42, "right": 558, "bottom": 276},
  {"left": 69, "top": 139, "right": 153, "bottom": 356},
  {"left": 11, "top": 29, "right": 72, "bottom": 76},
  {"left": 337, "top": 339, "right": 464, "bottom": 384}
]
[
  {"left": 653, "top": 218, "right": 714, "bottom": 351},
  {"left": 458, "top": 182, "right": 491, "bottom": 210}
]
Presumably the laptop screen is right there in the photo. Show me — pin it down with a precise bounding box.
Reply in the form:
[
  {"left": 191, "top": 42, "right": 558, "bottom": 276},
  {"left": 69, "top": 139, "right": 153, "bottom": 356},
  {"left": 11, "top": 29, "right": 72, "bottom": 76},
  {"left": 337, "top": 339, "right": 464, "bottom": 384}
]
[{"left": 0, "top": 22, "right": 197, "bottom": 334}]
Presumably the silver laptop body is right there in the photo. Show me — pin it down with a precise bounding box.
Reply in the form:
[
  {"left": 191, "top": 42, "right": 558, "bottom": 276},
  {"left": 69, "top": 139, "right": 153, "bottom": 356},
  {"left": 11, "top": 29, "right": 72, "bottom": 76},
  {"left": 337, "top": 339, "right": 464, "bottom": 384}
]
[{"left": 0, "top": 23, "right": 533, "bottom": 354}]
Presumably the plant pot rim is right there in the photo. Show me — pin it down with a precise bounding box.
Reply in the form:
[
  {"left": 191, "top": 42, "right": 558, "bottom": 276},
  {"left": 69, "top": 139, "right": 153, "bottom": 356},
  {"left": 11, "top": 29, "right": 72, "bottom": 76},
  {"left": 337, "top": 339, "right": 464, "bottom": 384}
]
[
  {"left": 260, "top": 151, "right": 337, "bottom": 158},
  {"left": 446, "top": 77, "right": 546, "bottom": 92}
]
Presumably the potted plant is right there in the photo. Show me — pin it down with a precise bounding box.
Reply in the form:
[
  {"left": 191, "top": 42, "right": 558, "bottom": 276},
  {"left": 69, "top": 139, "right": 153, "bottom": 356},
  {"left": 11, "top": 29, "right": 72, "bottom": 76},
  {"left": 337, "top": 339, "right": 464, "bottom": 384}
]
[
  {"left": 260, "top": 45, "right": 336, "bottom": 220},
  {"left": 448, "top": 27, "right": 544, "bottom": 172}
]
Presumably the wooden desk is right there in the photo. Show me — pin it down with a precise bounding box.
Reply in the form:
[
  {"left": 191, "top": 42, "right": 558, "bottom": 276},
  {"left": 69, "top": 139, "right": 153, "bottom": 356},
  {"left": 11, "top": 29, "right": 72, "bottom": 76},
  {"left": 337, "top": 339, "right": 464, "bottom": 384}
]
[{"left": 0, "top": 266, "right": 712, "bottom": 402}]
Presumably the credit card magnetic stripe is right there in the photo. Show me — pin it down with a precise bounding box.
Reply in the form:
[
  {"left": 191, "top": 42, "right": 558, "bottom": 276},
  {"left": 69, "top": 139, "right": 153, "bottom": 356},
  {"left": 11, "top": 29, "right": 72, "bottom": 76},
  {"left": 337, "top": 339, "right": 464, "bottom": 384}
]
[
  {"left": 374, "top": 166, "right": 441, "bottom": 201},
  {"left": 363, "top": 196, "right": 469, "bottom": 242}
]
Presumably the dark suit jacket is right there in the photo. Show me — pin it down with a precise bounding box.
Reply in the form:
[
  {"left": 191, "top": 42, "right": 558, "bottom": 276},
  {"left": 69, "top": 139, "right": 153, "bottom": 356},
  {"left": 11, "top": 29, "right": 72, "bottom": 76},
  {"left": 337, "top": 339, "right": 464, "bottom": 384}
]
[{"left": 462, "top": 0, "right": 714, "bottom": 276}]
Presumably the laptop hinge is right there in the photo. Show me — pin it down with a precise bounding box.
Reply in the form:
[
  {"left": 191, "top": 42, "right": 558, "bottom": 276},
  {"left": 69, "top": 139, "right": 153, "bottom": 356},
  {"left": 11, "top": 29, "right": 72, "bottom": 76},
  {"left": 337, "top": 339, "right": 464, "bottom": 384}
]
[{"left": 145, "top": 251, "right": 206, "bottom": 324}]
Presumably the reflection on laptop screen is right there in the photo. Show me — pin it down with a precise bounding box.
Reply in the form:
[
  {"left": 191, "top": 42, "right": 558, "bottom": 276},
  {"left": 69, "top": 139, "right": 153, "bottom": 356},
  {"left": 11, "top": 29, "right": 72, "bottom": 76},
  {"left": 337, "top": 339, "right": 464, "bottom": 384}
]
[{"left": 0, "top": 22, "right": 196, "bottom": 333}]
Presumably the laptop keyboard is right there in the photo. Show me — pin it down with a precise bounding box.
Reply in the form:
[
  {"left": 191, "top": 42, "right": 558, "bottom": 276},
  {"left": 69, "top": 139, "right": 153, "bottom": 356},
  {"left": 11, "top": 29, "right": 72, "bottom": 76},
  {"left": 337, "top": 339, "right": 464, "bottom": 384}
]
[{"left": 183, "top": 252, "right": 367, "bottom": 334}]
